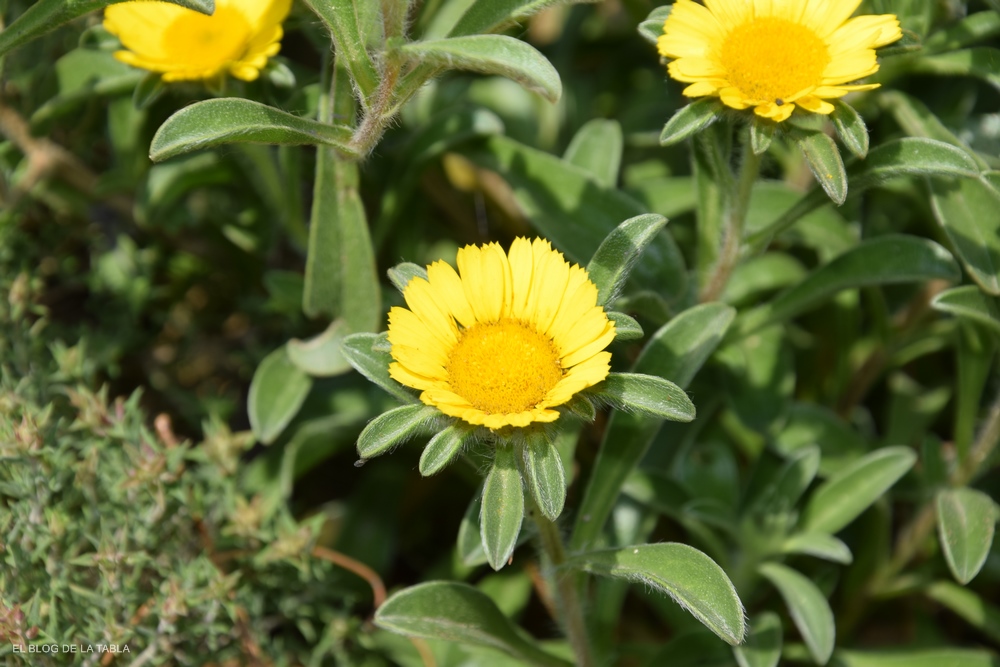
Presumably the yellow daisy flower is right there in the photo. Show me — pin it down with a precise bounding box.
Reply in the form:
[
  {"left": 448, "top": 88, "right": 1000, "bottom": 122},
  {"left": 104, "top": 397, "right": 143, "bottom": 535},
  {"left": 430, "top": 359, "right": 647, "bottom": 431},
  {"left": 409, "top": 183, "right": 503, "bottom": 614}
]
[
  {"left": 103, "top": 0, "right": 291, "bottom": 82},
  {"left": 657, "top": 0, "right": 902, "bottom": 122},
  {"left": 388, "top": 238, "right": 616, "bottom": 431}
]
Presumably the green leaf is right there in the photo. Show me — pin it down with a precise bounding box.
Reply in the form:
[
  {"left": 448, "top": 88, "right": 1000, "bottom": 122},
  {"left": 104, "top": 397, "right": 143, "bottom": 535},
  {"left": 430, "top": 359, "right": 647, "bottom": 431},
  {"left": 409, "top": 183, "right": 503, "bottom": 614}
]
[
  {"left": 932, "top": 286, "right": 1000, "bottom": 335},
  {"left": 638, "top": 5, "right": 671, "bottom": 45},
  {"left": 132, "top": 72, "right": 166, "bottom": 111},
  {"left": 0, "top": 0, "right": 213, "bottom": 58},
  {"left": 734, "top": 612, "right": 782, "bottom": 667},
  {"left": 375, "top": 582, "right": 572, "bottom": 667},
  {"left": 591, "top": 373, "right": 695, "bottom": 422},
  {"left": 722, "top": 253, "right": 807, "bottom": 306},
  {"left": 736, "top": 235, "right": 960, "bottom": 338},
  {"left": 481, "top": 445, "right": 525, "bottom": 571},
  {"left": 388, "top": 262, "right": 429, "bottom": 293},
  {"left": 150, "top": 99, "right": 354, "bottom": 162},
  {"left": 563, "top": 119, "right": 623, "bottom": 189},
  {"left": 300, "top": 0, "right": 381, "bottom": 101},
  {"left": 877, "top": 91, "right": 985, "bottom": 169},
  {"left": 924, "top": 579, "right": 1000, "bottom": 645},
  {"left": 565, "top": 394, "right": 597, "bottom": 421},
  {"left": 936, "top": 487, "right": 999, "bottom": 585},
  {"left": 745, "top": 446, "right": 821, "bottom": 517},
  {"left": 357, "top": 404, "right": 439, "bottom": 459},
  {"left": 446, "top": 0, "right": 597, "bottom": 37},
  {"left": 758, "top": 562, "right": 834, "bottom": 665},
  {"left": 571, "top": 303, "right": 735, "bottom": 551},
  {"left": 520, "top": 434, "right": 566, "bottom": 521},
  {"left": 716, "top": 324, "right": 793, "bottom": 433},
  {"left": 608, "top": 311, "right": 644, "bottom": 341},
  {"left": 750, "top": 119, "right": 775, "bottom": 156},
  {"left": 829, "top": 100, "right": 869, "bottom": 160},
  {"left": 801, "top": 446, "right": 916, "bottom": 535},
  {"left": 248, "top": 347, "right": 313, "bottom": 445},
  {"left": 793, "top": 129, "right": 848, "bottom": 206},
  {"left": 586, "top": 214, "right": 668, "bottom": 306},
  {"left": 567, "top": 543, "right": 746, "bottom": 645},
  {"left": 781, "top": 533, "right": 853, "bottom": 564},
  {"left": 660, "top": 98, "right": 724, "bottom": 146},
  {"left": 931, "top": 176, "right": 1000, "bottom": 295},
  {"left": 400, "top": 35, "right": 562, "bottom": 103},
  {"left": 287, "top": 320, "right": 353, "bottom": 377},
  {"left": 774, "top": 403, "right": 868, "bottom": 477},
  {"left": 419, "top": 423, "right": 472, "bottom": 476},
  {"left": 924, "top": 10, "right": 1000, "bottom": 54},
  {"left": 832, "top": 648, "right": 1000, "bottom": 667},
  {"left": 912, "top": 47, "right": 1000, "bottom": 93},
  {"left": 341, "top": 333, "right": 419, "bottom": 404}
]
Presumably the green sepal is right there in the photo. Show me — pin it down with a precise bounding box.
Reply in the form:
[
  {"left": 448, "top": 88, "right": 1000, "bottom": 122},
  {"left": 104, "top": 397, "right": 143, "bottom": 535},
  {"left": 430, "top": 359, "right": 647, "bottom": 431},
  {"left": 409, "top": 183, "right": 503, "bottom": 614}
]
[
  {"left": 660, "top": 98, "right": 724, "bottom": 146},
  {"left": 750, "top": 118, "right": 775, "bottom": 156},
  {"left": 638, "top": 5, "right": 671, "bottom": 46},
  {"left": 133, "top": 72, "right": 166, "bottom": 111},
  {"left": 481, "top": 444, "right": 525, "bottom": 571},
  {"left": 357, "top": 404, "right": 438, "bottom": 460},
  {"left": 589, "top": 372, "right": 696, "bottom": 422},
  {"left": 877, "top": 28, "right": 923, "bottom": 58},
  {"left": 341, "top": 332, "right": 417, "bottom": 404},
  {"left": 608, "top": 311, "right": 643, "bottom": 340},
  {"left": 388, "top": 262, "right": 429, "bottom": 293},
  {"left": 829, "top": 100, "right": 869, "bottom": 159},
  {"left": 564, "top": 394, "right": 597, "bottom": 422},
  {"left": 520, "top": 432, "right": 566, "bottom": 521},
  {"left": 791, "top": 128, "right": 848, "bottom": 206},
  {"left": 587, "top": 213, "right": 666, "bottom": 305},
  {"left": 419, "top": 423, "right": 473, "bottom": 476}
]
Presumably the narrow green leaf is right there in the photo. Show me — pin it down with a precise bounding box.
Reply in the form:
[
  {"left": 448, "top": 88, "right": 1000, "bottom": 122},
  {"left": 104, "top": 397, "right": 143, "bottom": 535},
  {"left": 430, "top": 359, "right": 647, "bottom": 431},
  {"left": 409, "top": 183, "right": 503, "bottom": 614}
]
[
  {"left": 401, "top": 35, "right": 562, "bottom": 103},
  {"left": 660, "top": 98, "right": 724, "bottom": 146},
  {"left": 801, "top": 446, "right": 917, "bottom": 534},
  {"left": 924, "top": 579, "right": 1000, "bottom": 644},
  {"left": 829, "top": 100, "right": 869, "bottom": 160},
  {"left": 638, "top": 5, "right": 671, "bottom": 45},
  {"left": 357, "top": 404, "right": 438, "bottom": 459},
  {"left": 563, "top": 119, "right": 623, "bottom": 188},
  {"left": 745, "top": 446, "right": 820, "bottom": 517},
  {"left": 955, "top": 322, "right": 998, "bottom": 460},
  {"left": 132, "top": 72, "right": 165, "bottom": 111},
  {"left": 736, "top": 235, "right": 960, "bottom": 338},
  {"left": 932, "top": 286, "right": 1000, "bottom": 334},
  {"left": 587, "top": 214, "right": 667, "bottom": 305},
  {"left": 567, "top": 543, "right": 746, "bottom": 645},
  {"left": 287, "top": 320, "right": 352, "bottom": 377},
  {"left": 936, "top": 487, "right": 999, "bottom": 585},
  {"left": 447, "top": 0, "right": 598, "bottom": 37},
  {"left": 878, "top": 91, "right": 985, "bottom": 169},
  {"left": 300, "top": 0, "right": 381, "bottom": 101},
  {"left": 248, "top": 347, "right": 313, "bottom": 444},
  {"left": 608, "top": 311, "right": 644, "bottom": 340},
  {"left": 419, "top": 423, "right": 472, "bottom": 476},
  {"left": 758, "top": 562, "right": 834, "bottom": 665},
  {"left": 722, "top": 253, "right": 807, "bottom": 306},
  {"left": 931, "top": 176, "right": 1000, "bottom": 295},
  {"left": 781, "top": 533, "right": 853, "bottom": 564},
  {"left": 750, "top": 119, "right": 775, "bottom": 156},
  {"left": 0, "top": 0, "right": 213, "bottom": 58},
  {"left": 150, "top": 99, "right": 354, "bottom": 162},
  {"left": 924, "top": 10, "right": 1000, "bottom": 54},
  {"left": 375, "top": 582, "right": 573, "bottom": 667},
  {"left": 774, "top": 403, "right": 868, "bottom": 477},
  {"left": 564, "top": 394, "right": 597, "bottom": 421},
  {"left": 734, "top": 612, "right": 782, "bottom": 667},
  {"left": 341, "top": 332, "right": 419, "bottom": 404},
  {"left": 591, "top": 373, "right": 695, "bottom": 422},
  {"left": 716, "top": 324, "right": 793, "bottom": 433},
  {"left": 833, "top": 648, "right": 1000, "bottom": 667},
  {"left": 388, "top": 262, "right": 429, "bottom": 293},
  {"left": 571, "top": 303, "right": 735, "bottom": 551},
  {"left": 481, "top": 445, "right": 525, "bottom": 571},
  {"left": 521, "top": 435, "right": 566, "bottom": 521},
  {"left": 793, "top": 129, "right": 848, "bottom": 206},
  {"left": 912, "top": 47, "right": 1000, "bottom": 93}
]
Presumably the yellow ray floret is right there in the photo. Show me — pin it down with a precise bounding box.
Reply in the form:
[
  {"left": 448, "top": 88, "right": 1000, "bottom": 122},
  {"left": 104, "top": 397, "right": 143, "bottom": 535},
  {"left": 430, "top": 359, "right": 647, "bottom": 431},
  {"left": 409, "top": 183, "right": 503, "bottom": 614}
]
[
  {"left": 388, "top": 239, "right": 616, "bottom": 431},
  {"left": 657, "top": 0, "right": 902, "bottom": 121},
  {"left": 103, "top": 0, "right": 291, "bottom": 82}
]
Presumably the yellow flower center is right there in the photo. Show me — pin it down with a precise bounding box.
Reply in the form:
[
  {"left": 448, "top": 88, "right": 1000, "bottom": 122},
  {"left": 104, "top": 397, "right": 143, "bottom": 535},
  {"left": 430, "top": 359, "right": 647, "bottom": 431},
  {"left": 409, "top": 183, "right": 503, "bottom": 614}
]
[
  {"left": 720, "top": 17, "right": 829, "bottom": 103},
  {"left": 446, "top": 319, "right": 563, "bottom": 415},
  {"left": 163, "top": 6, "right": 251, "bottom": 68}
]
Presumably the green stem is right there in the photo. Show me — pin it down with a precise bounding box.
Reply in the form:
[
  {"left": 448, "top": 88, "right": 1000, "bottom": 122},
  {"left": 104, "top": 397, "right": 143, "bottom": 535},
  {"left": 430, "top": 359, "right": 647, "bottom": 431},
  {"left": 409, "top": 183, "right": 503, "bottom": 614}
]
[
  {"left": 530, "top": 502, "right": 596, "bottom": 667},
  {"left": 700, "top": 129, "right": 762, "bottom": 302}
]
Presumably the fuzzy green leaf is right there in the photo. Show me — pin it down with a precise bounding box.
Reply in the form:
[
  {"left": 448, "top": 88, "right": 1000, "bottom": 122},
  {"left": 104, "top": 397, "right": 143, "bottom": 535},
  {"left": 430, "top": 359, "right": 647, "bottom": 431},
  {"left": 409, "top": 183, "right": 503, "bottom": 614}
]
[
  {"left": 341, "top": 333, "right": 418, "bottom": 404},
  {"left": 300, "top": 0, "right": 381, "bottom": 100},
  {"left": 419, "top": 423, "right": 472, "bottom": 476},
  {"left": 924, "top": 580, "right": 1000, "bottom": 645},
  {"left": 660, "top": 98, "right": 724, "bottom": 146},
  {"left": 745, "top": 446, "right": 820, "bottom": 517},
  {"left": 375, "top": 582, "right": 572, "bottom": 667},
  {"left": 568, "top": 543, "right": 746, "bottom": 645},
  {"left": 793, "top": 129, "right": 848, "bottom": 206},
  {"left": 932, "top": 286, "right": 1000, "bottom": 334},
  {"left": 759, "top": 562, "right": 834, "bottom": 665},
  {"left": 388, "top": 262, "right": 429, "bottom": 293},
  {"left": 833, "top": 648, "right": 1000, "bottom": 667},
  {"left": 481, "top": 445, "right": 525, "bottom": 571},
  {"left": 563, "top": 119, "right": 623, "bottom": 189},
  {"left": 781, "top": 533, "right": 853, "bottom": 564},
  {"left": 638, "top": 5, "right": 671, "bottom": 45},
  {"left": 801, "top": 446, "right": 916, "bottom": 534},
  {"left": 936, "top": 487, "right": 999, "bottom": 585},
  {"left": 564, "top": 394, "right": 597, "bottom": 421},
  {"left": 607, "top": 311, "right": 644, "bottom": 340},
  {"left": 931, "top": 176, "right": 1000, "bottom": 295},
  {"left": 401, "top": 35, "right": 562, "bottom": 102},
  {"left": 357, "top": 404, "right": 438, "bottom": 459},
  {"left": 734, "top": 612, "right": 782, "bottom": 667},
  {"left": 287, "top": 320, "right": 353, "bottom": 377},
  {"left": 587, "top": 214, "right": 667, "bottom": 305},
  {"left": 750, "top": 119, "right": 776, "bottom": 156},
  {"left": 150, "top": 99, "right": 354, "bottom": 162},
  {"left": 521, "top": 435, "right": 566, "bottom": 521},
  {"left": 248, "top": 347, "right": 313, "bottom": 444},
  {"left": 592, "top": 373, "right": 695, "bottom": 422},
  {"left": 829, "top": 100, "right": 869, "bottom": 159}
]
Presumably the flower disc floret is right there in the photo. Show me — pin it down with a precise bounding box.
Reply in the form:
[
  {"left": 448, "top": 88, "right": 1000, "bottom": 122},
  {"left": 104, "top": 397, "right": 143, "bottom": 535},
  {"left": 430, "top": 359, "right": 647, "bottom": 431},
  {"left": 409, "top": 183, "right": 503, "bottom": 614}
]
[
  {"left": 388, "top": 239, "right": 616, "bottom": 431},
  {"left": 103, "top": 0, "right": 291, "bottom": 82},
  {"left": 657, "top": 0, "right": 902, "bottom": 121}
]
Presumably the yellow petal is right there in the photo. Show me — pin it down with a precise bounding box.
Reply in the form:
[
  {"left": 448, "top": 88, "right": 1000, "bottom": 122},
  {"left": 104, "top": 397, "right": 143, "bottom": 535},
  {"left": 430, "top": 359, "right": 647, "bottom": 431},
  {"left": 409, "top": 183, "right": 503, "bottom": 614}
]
[{"left": 427, "top": 260, "right": 477, "bottom": 328}]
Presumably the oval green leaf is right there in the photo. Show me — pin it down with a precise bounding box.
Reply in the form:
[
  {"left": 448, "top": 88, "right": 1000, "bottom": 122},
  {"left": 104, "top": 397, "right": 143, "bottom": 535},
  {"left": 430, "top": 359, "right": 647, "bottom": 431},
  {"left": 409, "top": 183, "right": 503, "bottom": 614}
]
[
  {"left": 932, "top": 285, "right": 1000, "bottom": 334},
  {"left": 150, "top": 98, "right": 354, "bottom": 162},
  {"left": 481, "top": 445, "right": 525, "bottom": 571},
  {"left": 357, "top": 404, "right": 439, "bottom": 460},
  {"left": 931, "top": 175, "right": 1000, "bottom": 295},
  {"left": 758, "top": 562, "right": 834, "bottom": 665},
  {"left": 936, "top": 487, "right": 999, "bottom": 585},
  {"left": 801, "top": 446, "right": 917, "bottom": 535},
  {"left": 587, "top": 214, "right": 667, "bottom": 306},
  {"left": 638, "top": 5, "right": 671, "bottom": 45},
  {"left": 660, "top": 98, "right": 724, "bottom": 146},
  {"left": 567, "top": 543, "right": 746, "bottom": 645},
  {"left": 248, "top": 346, "right": 313, "bottom": 445},
  {"left": 419, "top": 423, "right": 471, "bottom": 476},
  {"left": 521, "top": 435, "right": 566, "bottom": 521},
  {"left": 794, "top": 129, "right": 848, "bottom": 206},
  {"left": 563, "top": 119, "right": 623, "bottom": 189},
  {"left": 341, "top": 332, "right": 419, "bottom": 404},
  {"left": 287, "top": 320, "right": 352, "bottom": 377},
  {"left": 781, "top": 532, "right": 853, "bottom": 564},
  {"left": 924, "top": 579, "right": 1000, "bottom": 645},
  {"left": 591, "top": 372, "right": 695, "bottom": 422},
  {"left": 608, "top": 311, "right": 644, "bottom": 340},
  {"left": 829, "top": 100, "right": 869, "bottom": 160},
  {"left": 734, "top": 611, "right": 782, "bottom": 667},
  {"left": 387, "top": 262, "right": 429, "bottom": 293}
]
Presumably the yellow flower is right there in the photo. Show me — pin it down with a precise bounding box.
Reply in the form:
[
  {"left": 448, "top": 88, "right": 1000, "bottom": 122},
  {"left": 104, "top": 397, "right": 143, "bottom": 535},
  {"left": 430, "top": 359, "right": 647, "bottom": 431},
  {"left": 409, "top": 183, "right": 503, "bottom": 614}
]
[
  {"left": 657, "top": 0, "right": 902, "bottom": 122},
  {"left": 103, "top": 0, "right": 291, "bottom": 82},
  {"left": 388, "top": 239, "right": 616, "bottom": 431}
]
